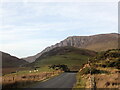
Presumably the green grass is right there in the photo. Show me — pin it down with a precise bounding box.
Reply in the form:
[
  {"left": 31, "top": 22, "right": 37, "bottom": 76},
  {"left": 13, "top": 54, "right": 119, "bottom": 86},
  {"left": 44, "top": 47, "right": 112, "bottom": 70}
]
[
  {"left": 28, "top": 47, "right": 97, "bottom": 71},
  {"left": 74, "top": 73, "right": 86, "bottom": 88},
  {"left": 4, "top": 66, "right": 54, "bottom": 76},
  {"left": 74, "top": 49, "right": 120, "bottom": 88},
  {"left": 34, "top": 52, "right": 90, "bottom": 71},
  {"left": 26, "top": 47, "right": 96, "bottom": 71}
]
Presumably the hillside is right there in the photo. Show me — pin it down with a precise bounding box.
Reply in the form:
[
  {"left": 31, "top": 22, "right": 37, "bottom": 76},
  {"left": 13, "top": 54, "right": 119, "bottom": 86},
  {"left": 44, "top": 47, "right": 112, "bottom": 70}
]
[
  {"left": 75, "top": 49, "right": 120, "bottom": 88},
  {"left": 0, "top": 51, "right": 29, "bottom": 74},
  {"left": 23, "top": 33, "right": 119, "bottom": 63},
  {"left": 27, "top": 46, "right": 97, "bottom": 71},
  {"left": 1, "top": 51, "right": 28, "bottom": 68}
]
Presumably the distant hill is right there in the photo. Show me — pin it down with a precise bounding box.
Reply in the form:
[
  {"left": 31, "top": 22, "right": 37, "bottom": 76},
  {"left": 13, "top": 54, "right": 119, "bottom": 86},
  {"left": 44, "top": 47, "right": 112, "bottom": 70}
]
[
  {"left": 0, "top": 51, "right": 29, "bottom": 75},
  {"left": 0, "top": 52, "right": 28, "bottom": 68},
  {"left": 23, "top": 33, "right": 120, "bottom": 63},
  {"left": 1, "top": 51, "right": 28, "bottom": 68},
  {"left": 27, "top": 46, "right": 97, "bottom": 71}
]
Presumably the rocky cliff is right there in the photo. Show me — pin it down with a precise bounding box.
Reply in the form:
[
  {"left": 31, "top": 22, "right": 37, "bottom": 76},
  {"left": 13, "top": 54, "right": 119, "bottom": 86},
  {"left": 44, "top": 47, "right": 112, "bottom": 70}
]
[{"left": 23, "top": 33, "right": 120, "bottom": 63}]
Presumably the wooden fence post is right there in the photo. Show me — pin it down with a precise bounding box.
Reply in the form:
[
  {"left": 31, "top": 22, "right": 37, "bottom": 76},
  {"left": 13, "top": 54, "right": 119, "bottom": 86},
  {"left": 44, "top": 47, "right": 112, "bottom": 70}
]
[{"left": 13, "top": 77, "right": 15, "bottom": 81}]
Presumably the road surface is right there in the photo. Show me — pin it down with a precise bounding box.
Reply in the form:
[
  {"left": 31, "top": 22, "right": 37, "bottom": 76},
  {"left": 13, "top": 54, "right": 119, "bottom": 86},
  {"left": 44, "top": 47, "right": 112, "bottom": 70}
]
[{"left": 32, "top": 72, "right": 76, "bottom": 89}]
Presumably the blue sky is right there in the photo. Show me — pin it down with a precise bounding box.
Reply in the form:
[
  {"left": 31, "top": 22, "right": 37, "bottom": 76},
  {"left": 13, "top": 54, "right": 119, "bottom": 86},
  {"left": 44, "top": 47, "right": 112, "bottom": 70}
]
[{"left": 0, "top": 1, "right": 118, "bottom": 58}]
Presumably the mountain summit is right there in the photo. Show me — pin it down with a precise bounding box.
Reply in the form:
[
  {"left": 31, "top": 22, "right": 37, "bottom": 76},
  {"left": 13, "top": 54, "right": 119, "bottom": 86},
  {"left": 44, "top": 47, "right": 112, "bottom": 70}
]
[{"left": 23, "top": 33, "right": 119, "bottom": 63}]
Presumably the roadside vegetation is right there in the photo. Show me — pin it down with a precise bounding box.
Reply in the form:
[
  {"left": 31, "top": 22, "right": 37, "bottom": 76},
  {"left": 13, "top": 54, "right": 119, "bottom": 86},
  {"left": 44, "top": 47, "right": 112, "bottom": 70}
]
[
  {"left": 2, "top": 47, "right": 97, "bottom": 88},
  {"left": 74, "top": 49, "right": 120, "bottom": 88},
  {"left": 2, "top": 66, "right": 63, "bottom": 88},
  {"left": 49, "top": 64, "right": 70, "bottom": 72}
]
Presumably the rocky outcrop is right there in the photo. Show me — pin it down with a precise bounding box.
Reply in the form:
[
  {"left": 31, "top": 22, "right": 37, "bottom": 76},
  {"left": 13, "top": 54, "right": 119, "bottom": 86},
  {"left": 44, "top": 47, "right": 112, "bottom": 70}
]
[{"left": 23, "top": 33, "right": 120, "bottom": 63}]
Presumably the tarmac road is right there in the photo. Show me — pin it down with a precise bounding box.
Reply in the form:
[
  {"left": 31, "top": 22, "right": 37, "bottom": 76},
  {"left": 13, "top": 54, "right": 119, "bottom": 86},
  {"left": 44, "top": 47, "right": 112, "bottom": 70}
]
[{"left": 32, "top": 72, "right": 76, "bottom": 89}]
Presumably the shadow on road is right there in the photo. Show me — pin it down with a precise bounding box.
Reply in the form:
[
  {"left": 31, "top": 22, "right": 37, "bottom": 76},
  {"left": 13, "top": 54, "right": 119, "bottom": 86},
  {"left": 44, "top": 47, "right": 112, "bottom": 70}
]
[{"left": 65, "top": 71, "right": 78, "bottom": 73}]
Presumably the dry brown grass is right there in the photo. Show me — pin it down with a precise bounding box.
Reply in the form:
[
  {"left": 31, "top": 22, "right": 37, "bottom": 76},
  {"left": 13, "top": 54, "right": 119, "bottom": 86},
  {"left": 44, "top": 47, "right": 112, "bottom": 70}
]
[
  {"left": 2, "top": 67, "right": 19, "bottom": 75},
  {"left": 2, "top": 67, "right": 31, "bottom": 75},
  {"left": 94, "top": 73, "right": 119, "bottom": 88},
  {"left": 93, "top": 67, "right": 120, "bottom": 88},
  {"left": 2, "top": 70, "right": 62, "bottom": 88},
  {"left": 75, "top": 63, "right": 120, "bottom": 89}
]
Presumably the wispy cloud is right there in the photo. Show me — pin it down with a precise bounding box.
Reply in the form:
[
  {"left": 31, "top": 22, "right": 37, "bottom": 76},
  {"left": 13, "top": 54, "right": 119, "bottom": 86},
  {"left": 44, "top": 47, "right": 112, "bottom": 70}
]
[
  {"left": 0, "top": 2, "right": 118, "bottom": 57},
  {"left": 0, "top": 38, "right": 59, "bottom": 57},
  {"left": 1, "top": 0, "right": 119, "bottom": 3}
]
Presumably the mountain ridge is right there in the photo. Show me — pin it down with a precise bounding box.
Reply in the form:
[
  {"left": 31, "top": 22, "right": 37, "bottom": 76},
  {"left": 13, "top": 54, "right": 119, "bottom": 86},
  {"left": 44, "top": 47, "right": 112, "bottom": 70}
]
[{"left": 23, "top": 33, "right": 120, "bottom": 63}]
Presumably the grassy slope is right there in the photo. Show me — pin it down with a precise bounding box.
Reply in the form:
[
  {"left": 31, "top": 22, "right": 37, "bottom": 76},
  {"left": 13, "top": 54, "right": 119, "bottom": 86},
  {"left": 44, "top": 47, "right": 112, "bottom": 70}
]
[
  {"left": 35, "top": 53, "right": 89, "bottom": 71},
  {"left": 1, "top": 51, "right": 29, "bottom": 75},
  {"left": 30, "top": 46, "right": 97, "bottom": 71},
  {"left": 85, "top": 33, "right": 119, "bottom": 52},
  {"left": 86, "top": 41, "right": 118, "bottom": 52},
  {"left": 74, "top": 49, "right": 120, "bottom": 88},
  {"left": 3, "top": 66, "right": 54, "bottom": 76},
  {"left": 2, "top": 51, "right": 28, "bottom": 68}
]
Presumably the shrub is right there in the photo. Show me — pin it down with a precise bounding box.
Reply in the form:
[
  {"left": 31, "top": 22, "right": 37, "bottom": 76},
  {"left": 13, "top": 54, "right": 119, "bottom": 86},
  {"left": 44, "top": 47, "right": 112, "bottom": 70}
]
[
  {"left": 80, "top": 67, "right": 108, "bottom": 74},
  {"left": 104, "top": 58, "right": 120, "bottom": 69},
  {"left": 49, "top": 64, "right": 70, "bottom": 72}
]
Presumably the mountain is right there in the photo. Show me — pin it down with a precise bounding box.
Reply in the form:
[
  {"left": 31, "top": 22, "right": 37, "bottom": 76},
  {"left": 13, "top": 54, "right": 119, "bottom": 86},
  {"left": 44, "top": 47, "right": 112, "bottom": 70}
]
[
  {"left": 23, "top": 33, "right": 120, "bottom": 63},
  {"left": 0, "top": 51, "right": 28, "bottom": 68},
  {"left": 27, "top": 46, "right": 97, "bottom": 71},
  {"left": 0, "top": 51, "right": 29, "bottom": 75}
]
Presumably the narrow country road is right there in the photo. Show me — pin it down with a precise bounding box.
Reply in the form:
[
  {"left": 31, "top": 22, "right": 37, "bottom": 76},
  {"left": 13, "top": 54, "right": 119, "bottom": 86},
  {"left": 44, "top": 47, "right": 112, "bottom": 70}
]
[{"left": 31, "top": 72, "right": 76, "bottom": 89}]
